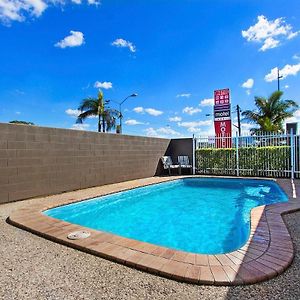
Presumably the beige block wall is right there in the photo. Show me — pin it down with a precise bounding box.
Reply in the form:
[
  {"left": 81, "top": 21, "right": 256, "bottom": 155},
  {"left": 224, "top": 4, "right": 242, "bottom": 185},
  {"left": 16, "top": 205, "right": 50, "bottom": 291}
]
[{"left": 0, "top": 123, "right": 170, "bottom": 204}]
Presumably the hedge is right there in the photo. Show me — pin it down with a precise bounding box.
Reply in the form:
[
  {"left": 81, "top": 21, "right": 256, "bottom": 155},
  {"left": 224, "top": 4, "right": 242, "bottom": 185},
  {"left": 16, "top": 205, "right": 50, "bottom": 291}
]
[{"left": 196, "top": 146, "right": 290, "bottom": 177}]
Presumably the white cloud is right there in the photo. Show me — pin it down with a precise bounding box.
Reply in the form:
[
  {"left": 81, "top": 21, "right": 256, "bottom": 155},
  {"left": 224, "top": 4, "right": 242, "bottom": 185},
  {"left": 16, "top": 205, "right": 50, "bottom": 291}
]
[
  {"left": 265, "top": 63, "right": 300, "bottom": 82},
  {"left": 111, "top": 38, "right": 136, "bottom": 53},
  {"left": 200, "top": 98, "right": 214, "bottom": 107},
  {"left": 65, "top": 108, "right": 81, "bottom": 117},
  {"left": 145, "top": 126, "right": 180, "bottom": 138},
  {"left": 145, "top": 108, "right": 163, "bottom": 116},
  {"left": 285, "top": 85, "right": 289, "bottom": 89},
  {"left": 0, "top": 0, "right": 100, "bottom": 24},
  {"left": 14, "top": 89, "right": 25, "bottom": 95},
  {"left": 287, "top": 31, "right": 300, "bottom": 40},
  {"left": 242, "top": 78, "right": 254, "bottom": 96},
  {"left": 242, "top": 78, "right": 254, "bottom": 89},
  {"left": 71, "top": 123, "right": 90, "bottom": 131},
  {"left": 145, "top": 127, "right": 158, "bottom": 137},
  {"left": 125, "top": 119, "right": 144, "bottom": 125},
  {"left": 87, "top": 0, "right": 100, "bottom": 5},
  {"left": 133, "top": 107, "right": 144, "bottom": 113},
  {"left": 241, "top": 123, "right": 253, "bottom": 130},
  {"left": 55, "top": 31, "right": 84, "bottom": 48},
  {"left": 0, "top": 0, "right": 48, "bottom": 24},
  {"left": 178, "top": 120, "right": 212, "bottom": 128},
  {"left": 157, "top": 127, "right": 180, "bottom": 135},
  {"left": 15, "top": 111, "right": 21, "bottom": 115},
  {"left": 133, "top": 107, "right": 163, "bottom": 116},
  {"left": 187, "top": 127, "right": 202, "bottom": 133},
  {"left": 293, "top": 54, "right": 300, "bottom": 60},
  {"left": 169, "top": 116, "right": 182, "bottom": 122},
  {"left": 242, "top": 15, "right": 299, "bottom": 51},
  {"left": 94, "top": 81, "right": 112, "bottom": 89},
  {"left": 285, "top": 109, "right": 300, "bottom": 124},
  {"left": 176, "top": 93, "right": 191, "bottom": 98},
  {"left": 182, "top": 106, "right": 202, "bottom": 115},
  {"left": 260, "top": 37, "right": 279, "bottom": 51},
  {"left": 187, "top": 125, "right": 215, "bottom": 136}
]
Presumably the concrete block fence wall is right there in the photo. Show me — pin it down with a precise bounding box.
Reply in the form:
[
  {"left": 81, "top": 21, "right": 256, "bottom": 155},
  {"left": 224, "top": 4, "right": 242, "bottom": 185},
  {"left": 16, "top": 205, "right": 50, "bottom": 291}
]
[
  {"left": 0, "top": 123, "right": 171, "bottom": 204},
  {"left": 165, "top": 138, "right": 193, "bottom": 165}
]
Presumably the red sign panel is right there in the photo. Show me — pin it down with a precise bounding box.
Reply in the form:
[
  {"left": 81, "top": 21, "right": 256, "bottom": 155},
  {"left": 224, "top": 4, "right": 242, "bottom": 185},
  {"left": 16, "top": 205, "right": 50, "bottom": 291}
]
[
  {"left": 214, "top": 120, "right": 232, "bottom": 148},
  {"left": 214, "top": 88, "right": 230, "bottom": 106},
  {"left": 214, "top": 89, "right": 232, "bottom": 148}
]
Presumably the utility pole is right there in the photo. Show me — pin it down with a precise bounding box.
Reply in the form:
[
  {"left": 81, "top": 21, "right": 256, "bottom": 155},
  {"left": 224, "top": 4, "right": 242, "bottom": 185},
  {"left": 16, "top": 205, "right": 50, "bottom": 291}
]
[
  {"left": 236, "top": 105, "right": 241, "bottom": 136},
  {"left": 277, "top": 68, "right": 283, "bottom": 91}
]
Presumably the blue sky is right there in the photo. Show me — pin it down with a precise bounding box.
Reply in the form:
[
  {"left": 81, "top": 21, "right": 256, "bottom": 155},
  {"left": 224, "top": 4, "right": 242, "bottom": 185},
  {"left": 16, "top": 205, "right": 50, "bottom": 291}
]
[{"left": 0, "top": 0, "right": 300, "bottom": 137}]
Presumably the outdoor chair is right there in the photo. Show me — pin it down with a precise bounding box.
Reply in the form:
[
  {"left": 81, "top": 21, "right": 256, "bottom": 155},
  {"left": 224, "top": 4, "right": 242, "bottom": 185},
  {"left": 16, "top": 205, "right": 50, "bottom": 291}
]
[
  {"left": 161, "top": 156, "right": 181, "bottom": 175},
  {"left": 178, "top": 155, "right": 193, "bottom": 174}
]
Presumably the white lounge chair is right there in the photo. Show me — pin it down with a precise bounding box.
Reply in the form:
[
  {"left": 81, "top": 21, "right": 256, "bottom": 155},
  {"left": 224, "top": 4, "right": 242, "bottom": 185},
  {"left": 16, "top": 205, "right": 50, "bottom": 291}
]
[
  {"left": 178, "top": 155, "right": 192, "bottom": 174},
  {"left": 161, "top": 156, "right": 181, "bottom": 175}
]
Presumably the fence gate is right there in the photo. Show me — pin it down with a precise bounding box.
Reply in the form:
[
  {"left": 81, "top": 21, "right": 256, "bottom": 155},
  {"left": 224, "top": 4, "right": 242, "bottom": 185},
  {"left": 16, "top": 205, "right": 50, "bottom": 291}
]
[{"left": 194, "top": 132, "right": 300, "bottom": 179}]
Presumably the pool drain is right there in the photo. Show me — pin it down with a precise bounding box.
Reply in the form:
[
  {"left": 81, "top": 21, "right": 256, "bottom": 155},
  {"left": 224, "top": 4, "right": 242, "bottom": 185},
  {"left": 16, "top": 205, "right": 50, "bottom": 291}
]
[{"left": 67, "top": 231, "right": 91, "bottom": 240}]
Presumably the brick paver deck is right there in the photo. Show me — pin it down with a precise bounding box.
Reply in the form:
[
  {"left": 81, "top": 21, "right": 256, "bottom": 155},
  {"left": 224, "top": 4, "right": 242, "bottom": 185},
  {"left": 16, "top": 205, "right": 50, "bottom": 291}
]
[{"left": 8, "top": 176, "right": 300, "bottom": 285}]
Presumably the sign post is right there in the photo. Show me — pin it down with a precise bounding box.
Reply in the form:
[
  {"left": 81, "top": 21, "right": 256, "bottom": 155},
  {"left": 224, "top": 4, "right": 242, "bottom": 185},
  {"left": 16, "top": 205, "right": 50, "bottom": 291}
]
[{"left": 214, "top": 88, "right": 232, "bottom": 148}]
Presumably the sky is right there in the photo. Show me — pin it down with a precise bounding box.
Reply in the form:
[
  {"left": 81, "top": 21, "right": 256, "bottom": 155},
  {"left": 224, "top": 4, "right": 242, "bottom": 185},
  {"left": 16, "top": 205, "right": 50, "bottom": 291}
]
[{"left": 0, "top": 0, "right": 300, "bottom": 138}]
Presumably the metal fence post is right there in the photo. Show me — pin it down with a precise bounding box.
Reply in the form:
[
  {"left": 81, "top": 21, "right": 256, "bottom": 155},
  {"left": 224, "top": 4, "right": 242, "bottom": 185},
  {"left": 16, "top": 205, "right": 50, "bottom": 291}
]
[
  {"left": 192, "top": 134, "right": 196, "bottom": 175},
  {"left": 236, "top": 132, "right": 239, "bottom": 177},
  {"left": 290, "top": 128, "right": 295, "bottom": 180}
]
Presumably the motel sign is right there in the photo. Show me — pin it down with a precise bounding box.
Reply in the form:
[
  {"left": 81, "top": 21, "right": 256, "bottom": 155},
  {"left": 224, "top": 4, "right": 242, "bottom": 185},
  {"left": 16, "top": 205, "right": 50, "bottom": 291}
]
[{"left": 214, "top": 89, "right": 232, "bottom": 148}]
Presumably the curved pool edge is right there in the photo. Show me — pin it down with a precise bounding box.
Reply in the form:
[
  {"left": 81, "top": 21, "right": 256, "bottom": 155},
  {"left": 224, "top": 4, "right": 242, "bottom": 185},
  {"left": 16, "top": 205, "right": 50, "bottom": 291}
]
[{"left": 7, "top": 176, "right": 300, "bottom": 286}]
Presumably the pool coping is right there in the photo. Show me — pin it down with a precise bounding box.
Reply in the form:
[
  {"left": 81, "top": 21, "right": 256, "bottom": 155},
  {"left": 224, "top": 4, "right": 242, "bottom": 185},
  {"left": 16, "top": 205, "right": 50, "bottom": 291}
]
[{"left": 7, "top": 176, "right": 300, "bottom": 285}]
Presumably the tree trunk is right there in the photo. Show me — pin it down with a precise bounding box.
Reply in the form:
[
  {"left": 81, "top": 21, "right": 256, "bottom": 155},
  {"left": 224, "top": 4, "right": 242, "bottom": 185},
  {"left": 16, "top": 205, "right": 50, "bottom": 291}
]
[
  {"left": 102, "top": 115, "right": 105, "bottom": 133},
  {"left": 98, "top": 114, "right": 101, "bottom": 132}
]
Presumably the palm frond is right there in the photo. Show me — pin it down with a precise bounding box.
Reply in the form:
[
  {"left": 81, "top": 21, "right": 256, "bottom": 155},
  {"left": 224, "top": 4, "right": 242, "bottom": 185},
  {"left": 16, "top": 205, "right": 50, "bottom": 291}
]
[
  {"left": 78, "top": 98, "right": 98, "bottom": 111},
  {"left": 268, "top": 91, "right": 283, "bottom": 105},
  {"left": 241, "top": 110, "right": 260, "bottom": 123},
  {"left": 254, "top": 97, "right": 267, "bottom": 113},
  {"left": 76, "top": 109, "right": 98, "bottom": 124}
]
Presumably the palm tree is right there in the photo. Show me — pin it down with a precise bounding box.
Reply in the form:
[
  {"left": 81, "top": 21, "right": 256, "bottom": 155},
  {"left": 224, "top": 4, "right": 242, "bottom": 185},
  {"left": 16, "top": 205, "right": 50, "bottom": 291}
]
[
  {"left": 242, "top": 91, "right": 298, "bottom": 134},
  {"left": 76, "top": 90, "right": 119, "bottom": 133}
]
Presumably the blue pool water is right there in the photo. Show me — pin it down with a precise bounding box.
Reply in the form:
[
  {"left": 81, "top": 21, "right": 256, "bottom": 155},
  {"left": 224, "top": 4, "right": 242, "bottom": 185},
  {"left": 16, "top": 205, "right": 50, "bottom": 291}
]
[{"left": 44, "top": 178, "right": 288, "bottom": 254}]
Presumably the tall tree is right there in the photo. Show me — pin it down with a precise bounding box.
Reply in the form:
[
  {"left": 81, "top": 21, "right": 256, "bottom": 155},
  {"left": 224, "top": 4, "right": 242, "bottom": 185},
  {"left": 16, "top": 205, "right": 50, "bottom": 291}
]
[
  {"left": 76, "top": 91, "right": 119, "bottom": 133},
  {"left": 242, "top": 91, "right": 298, "bottom": 134}
]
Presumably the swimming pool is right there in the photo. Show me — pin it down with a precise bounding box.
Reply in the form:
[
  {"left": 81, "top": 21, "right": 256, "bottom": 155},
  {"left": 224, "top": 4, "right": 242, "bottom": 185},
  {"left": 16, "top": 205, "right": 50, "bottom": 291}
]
[{"left": 44, "top": 178, "right": 288, "bottom": 254}]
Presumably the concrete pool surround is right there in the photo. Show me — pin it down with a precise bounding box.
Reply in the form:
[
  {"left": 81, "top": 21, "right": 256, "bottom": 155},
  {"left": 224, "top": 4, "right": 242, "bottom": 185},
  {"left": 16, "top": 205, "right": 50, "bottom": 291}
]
[{"left": 8, "top": 176, "right": 300, "bottom": 286}]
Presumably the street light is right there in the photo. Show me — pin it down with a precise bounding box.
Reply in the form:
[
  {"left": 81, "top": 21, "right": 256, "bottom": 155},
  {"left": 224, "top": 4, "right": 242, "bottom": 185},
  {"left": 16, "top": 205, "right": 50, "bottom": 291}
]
[{"left": 110, "top": 93, "right": 138, "bottom": 134}]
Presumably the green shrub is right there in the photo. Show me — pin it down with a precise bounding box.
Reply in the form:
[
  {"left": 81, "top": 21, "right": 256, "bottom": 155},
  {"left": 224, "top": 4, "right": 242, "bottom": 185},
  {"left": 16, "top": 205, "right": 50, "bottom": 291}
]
[{"left": 196, "top": 146, "right": 290, "bottom": 177}]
